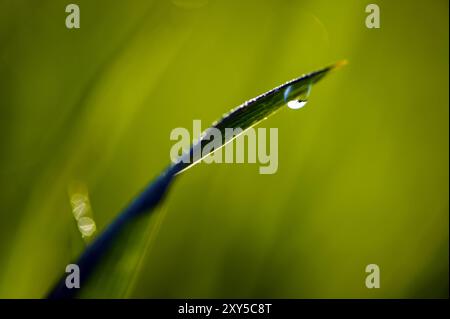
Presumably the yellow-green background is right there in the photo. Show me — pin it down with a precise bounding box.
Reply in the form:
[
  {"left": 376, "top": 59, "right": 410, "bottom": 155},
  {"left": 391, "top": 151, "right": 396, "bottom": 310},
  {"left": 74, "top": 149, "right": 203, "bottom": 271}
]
[{"left": 0, "top": 0, "right": 448, "bottom": 298}]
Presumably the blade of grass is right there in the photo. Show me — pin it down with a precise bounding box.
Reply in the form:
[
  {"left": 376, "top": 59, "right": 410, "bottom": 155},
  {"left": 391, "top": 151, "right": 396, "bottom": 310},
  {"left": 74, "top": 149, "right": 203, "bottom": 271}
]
[{"left": 47, "top": 61, "right": 345, "bottom": 298}]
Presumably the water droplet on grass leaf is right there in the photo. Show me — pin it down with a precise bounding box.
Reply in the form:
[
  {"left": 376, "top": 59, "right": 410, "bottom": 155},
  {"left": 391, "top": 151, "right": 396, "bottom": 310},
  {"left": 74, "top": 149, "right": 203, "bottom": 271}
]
[{"left": 284, "top": 81, "right": 312, "bottom": 110}]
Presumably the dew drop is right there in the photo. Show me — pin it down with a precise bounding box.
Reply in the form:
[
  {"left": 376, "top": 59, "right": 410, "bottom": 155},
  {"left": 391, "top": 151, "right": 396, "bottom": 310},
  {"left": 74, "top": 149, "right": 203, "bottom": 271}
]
[{"left": 284, "top": 81, "right": 313, "bottom": 110}]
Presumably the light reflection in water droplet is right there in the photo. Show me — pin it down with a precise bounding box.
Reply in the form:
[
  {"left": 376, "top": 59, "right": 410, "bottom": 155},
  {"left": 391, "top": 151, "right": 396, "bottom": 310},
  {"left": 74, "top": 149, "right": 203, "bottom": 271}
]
[{"left": 287, "top": 100, "right": 308, "bottom": 109}]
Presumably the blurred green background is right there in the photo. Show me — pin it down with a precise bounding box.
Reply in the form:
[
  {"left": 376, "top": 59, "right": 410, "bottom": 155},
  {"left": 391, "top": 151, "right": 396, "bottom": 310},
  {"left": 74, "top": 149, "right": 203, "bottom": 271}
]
[{"left": 0, "top": 0, "right": 448, "bottom": 298}]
